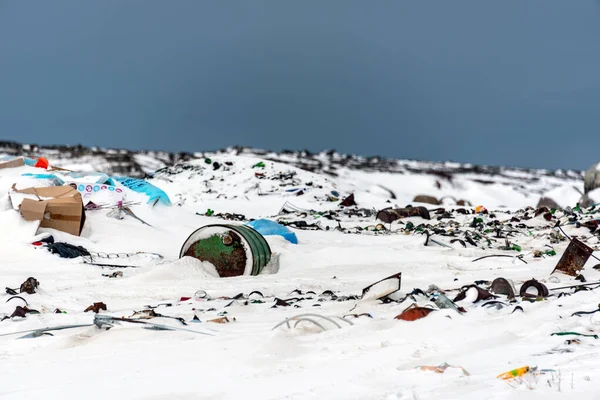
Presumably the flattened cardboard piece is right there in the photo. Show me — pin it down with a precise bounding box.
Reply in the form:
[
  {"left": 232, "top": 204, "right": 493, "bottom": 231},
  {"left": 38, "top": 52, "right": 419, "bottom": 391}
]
[
  {"left": 0, "top": 158, "right": 25, "bottom": 170},
  {"left": 49, "top": 165, "right": 73, "bottom": 172},
  {"left": 11, "top": 184, "right": 86, "bottom": 236},
  {"left": 9, "top": 184, "right": 76, "bottom": 209},
  {"left": 12, "top": 184, "right": 77, "bottom": 199}
]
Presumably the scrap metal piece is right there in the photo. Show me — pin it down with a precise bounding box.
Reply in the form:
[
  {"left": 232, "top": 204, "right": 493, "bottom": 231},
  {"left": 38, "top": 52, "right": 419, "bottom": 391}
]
[
  {"left": 272, "top": 313, "right": 353, "bottom": 332},
  {"left": 277, "top": 201, "right": 311, "bottom": 215},
  {"left": 512, "top": 306, "right": 524, "bottom": 313},
  {"left": 490, "top": 277, "right": 516, "bottom": 299},
  {"left": 395, "top": 304, "right": 436, "bottom": 321},
  {"left": 93, "top": 315, "right": 214, "bottom": 335},
  {"left": 84, "top": 302, "right": 108, "bottom": 313},
  {"left": 552, "top": 238, "right": 594, "bottom": 277},
  {"left": 453, "top": 285, "right": 496, "bottom": 303},
  {"left": 424, "top": 232, "right": 452, "bottom": 248},
  {"left": 376, "top": 206, "right": 431, "bottom": 223},
  {"left": 19, "top": 277, "right": 39, "bottom": 294},
  {"left": 339, "top": 193, "right": 357, "bottom": 207},
  {"left": 519, "top": 279, "right": 549, "bottom": 298},
  {"left": 361, "top": 272, "right": 401, "bottom": 300}
]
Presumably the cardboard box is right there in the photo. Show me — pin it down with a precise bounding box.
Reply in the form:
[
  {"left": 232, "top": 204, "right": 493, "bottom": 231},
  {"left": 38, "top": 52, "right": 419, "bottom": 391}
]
[
  {"left": 10, "top": 185, "right": 86, "bottom": 236},
  {"left": 0, "top": 158, "right": 25, "bottom": 169}
]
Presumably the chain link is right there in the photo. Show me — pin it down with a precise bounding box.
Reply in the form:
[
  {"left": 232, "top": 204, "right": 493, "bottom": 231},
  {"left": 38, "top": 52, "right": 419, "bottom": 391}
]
[{"left": 89, "top": 251, "right": 163, "bottom": 260}]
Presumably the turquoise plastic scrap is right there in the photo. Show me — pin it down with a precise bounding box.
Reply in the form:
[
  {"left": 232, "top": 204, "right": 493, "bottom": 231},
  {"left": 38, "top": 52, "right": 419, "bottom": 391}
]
[
  {"left": 22, "top": 171, "right": 114, "bottom": 185},
  {"left": 21, "top": 173, "right": 65, "bottom": 185},
  {"left": 22, "top": 157, "right": 40, "bottom": 166},
  {"left": 112, "top": 176, "right": 171, "bottom": 206},
  {"left": 246, "top": 219, "right": 298, "bottom": 244}
]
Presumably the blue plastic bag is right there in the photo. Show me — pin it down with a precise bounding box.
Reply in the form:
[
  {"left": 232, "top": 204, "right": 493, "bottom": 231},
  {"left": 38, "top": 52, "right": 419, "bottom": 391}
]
[
  {"left": 112, "top": 176, "right": 171, "bottom": 206},
  {"left": 246, "top": 219, "right": 298, "bottom": 244}
]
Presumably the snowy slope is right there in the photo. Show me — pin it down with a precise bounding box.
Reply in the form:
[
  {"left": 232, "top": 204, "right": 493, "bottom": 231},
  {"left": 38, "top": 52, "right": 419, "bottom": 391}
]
[
  {"left": 0, "top": 145, "right": 599, "bottom": 399},
  {"left": 0, "top": 140, "right": 585, "bottom": 208}
]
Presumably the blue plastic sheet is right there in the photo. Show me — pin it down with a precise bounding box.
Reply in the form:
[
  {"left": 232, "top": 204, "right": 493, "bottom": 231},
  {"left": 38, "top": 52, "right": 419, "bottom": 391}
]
[
  {"left": 246, "top": 219, "right": 298, "bottom": 244},
  {"left": 21, "top": 172, "right": 114, "bottom": 185},
  {"left": 112, "top": 176, "right": 171, "bottom": 206},
  {"left": 20, "top": 169, "right": 170, "bottom": 206}
]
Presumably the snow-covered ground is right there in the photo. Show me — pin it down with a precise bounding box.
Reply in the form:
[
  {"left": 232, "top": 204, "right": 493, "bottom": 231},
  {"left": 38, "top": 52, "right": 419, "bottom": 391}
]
[{"left": 0, "top": 153, "right": 599, "bottom": 399}]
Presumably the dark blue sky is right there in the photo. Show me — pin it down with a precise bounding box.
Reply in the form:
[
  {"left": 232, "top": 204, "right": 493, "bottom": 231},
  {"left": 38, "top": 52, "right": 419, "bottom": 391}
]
[{"left": 1, "top": 1, "right": 599, "bottom": 169}]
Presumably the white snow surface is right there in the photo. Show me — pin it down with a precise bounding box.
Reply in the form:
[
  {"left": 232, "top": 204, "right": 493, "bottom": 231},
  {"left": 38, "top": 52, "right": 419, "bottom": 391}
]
[{"left": 0, "top": 155, "right": 599, "bottom": 399}]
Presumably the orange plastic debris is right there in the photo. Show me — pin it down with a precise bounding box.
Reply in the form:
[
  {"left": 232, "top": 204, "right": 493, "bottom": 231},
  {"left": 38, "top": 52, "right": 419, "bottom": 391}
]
[
  {"left": 497, "top": 366, "right": 531, "bottom": 380},
  {"left": 34, "top": 157, "right": 49, "bottom": 169}
]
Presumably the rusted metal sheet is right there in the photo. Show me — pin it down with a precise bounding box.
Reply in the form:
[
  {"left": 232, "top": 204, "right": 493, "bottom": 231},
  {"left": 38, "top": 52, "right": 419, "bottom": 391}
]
[
  {"left": 376, "top": 206, "right": 430, "bottom": 223},
  {"left": 395, "top": 304, "right": 435, "bottom": 321},
  {"left": 552, "top": 238, "right": 593, "bottom": 277}
]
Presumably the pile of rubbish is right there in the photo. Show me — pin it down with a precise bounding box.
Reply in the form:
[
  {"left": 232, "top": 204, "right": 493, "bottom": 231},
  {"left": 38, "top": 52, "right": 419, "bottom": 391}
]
[
  {"left": 4, "top": 153, "right": 600, "bottom": 392},
  {"left": 148, "top": 156, "right": 347, "bottom": 205},
  {"left": 1, "top": 156, "right": 171, "bottom": 236}
]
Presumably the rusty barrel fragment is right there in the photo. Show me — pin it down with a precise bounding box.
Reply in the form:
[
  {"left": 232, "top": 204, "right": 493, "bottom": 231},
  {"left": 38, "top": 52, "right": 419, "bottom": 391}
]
[
  {"left": 376, "top": 206, "right": 431, "bottom": 223},
  {"left": 519, "top": 279, "right": 549, "bottom": 298},
  {"left": 179, "top": 224, "right": 271, "bottom": 277},
  {"left": 395, "top": 304, "right": 435, "bottom": 321},
  {"left": 490, "top": 278, "right": 516, "bottom": 299},
  {"left": 552, "top": 238, "right": 593, "bottom": 277}
]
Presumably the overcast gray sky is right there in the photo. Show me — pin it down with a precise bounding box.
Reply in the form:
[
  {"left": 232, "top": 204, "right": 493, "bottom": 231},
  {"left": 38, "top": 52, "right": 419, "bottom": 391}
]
[{"left": 1, "top": 1, "right": 599, "bottom": 169}]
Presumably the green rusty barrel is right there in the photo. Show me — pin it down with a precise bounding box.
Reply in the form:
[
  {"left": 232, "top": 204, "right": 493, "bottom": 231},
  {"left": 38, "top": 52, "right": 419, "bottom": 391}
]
[{"left": 179, "top": 224, "right": 272, "bottom": 277}]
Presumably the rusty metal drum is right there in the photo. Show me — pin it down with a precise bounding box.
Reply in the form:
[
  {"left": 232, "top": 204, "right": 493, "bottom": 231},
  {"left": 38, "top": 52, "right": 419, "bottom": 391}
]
[{"left": 179, "top": 224, "right": 272, "bottom": 277}]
